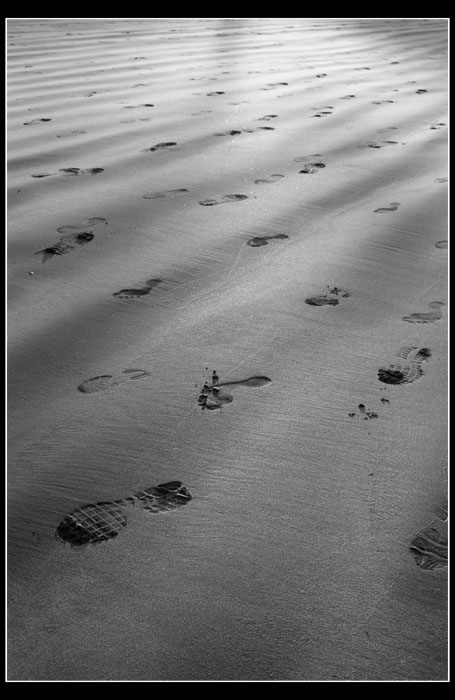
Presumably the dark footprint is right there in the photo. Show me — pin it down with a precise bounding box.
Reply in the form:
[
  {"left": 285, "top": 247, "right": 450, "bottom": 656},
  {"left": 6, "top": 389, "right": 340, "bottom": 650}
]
[
  {"left": 403, "top": 301, "right": 444, "bottom": 324},
  {"left": 378, "top": 347, "right": 431, "bottom": 385},
  {"left": 77, "top": 369, "right": 150, "bottom": 393},
  {"left": 199, "top": 194, "right": 248, "bottom": 206},
  {"left": 435, "top": 240, "right": 448, "bottom": 248},
  {"left": 256, "top": 114, "right": 278, "bottom": 121},
  {"left": 31, "top": 173, "right": 53, "bottom": 178},
  {"left": 315, "top": 73, "right": 327, "bottom": 78},
  {"left": 113, "top": 278, "right": 162, "bottom": 300},
  {"left": 305, "top": 287, "right": 350, "bottom": 306},
  {"left": 247, "top": 234, "right": 288, "bottom": 247},
  {"left": 299, "top": 162, "right": 326, "bottom": 174},
  {"left": 409, "top": 525, "right": 447, "bottom": 570},
  {"left": 254, "top": 174, "right": 284, "bottom": 184},
  {"left": 56, "top": 481, "right": 191, "bottom": 546},
  {"left": 143, "top": 142, "right": 177, "bottom": 152},
  {"left": 430, "top": 124, "right": 446, "bottom": 131},
  {"left": 59, "top": 167, "right": 104, "bottom": 176},
  {"left": 416, "top": 89, "right": 428, "bottom": 94},
  {"left": 374, "top": 202, "right": 400, "bottom": 213},
  {"left": 143, "top": 188, "right": 188, "bottom": 199},
  {"left": 214, "top": 129, "right": 245, "bottom": 136},
  {"left": 23, "top": 118, "right": 51, "bottom": 125},
  {"left": 340, "top": 94, "right": 356, "bottom": 99},
  {"left": 434, "top": 177, "right": 448, "bottom": 183},
  {"left": 198, "top": 371, "right": 271, "bottom": 410},
  {"left": 206, "top": 91, "right": 225, "bottom": 95}
]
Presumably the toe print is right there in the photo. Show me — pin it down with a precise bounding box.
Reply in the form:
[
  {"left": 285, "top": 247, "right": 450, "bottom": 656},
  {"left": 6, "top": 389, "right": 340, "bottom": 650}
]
[
  {"left": 77, "top": 369, "right": 150, "bottom": 394},
  {"left": 56, "top": 482, "right": 191, "bottom": 546},
  {"left": 402, "top": 301, "right": 444, "bottom": 324}
]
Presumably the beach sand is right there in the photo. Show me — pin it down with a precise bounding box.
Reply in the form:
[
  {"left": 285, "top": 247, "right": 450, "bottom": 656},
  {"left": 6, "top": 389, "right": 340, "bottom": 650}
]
[{"left": 7, "top": 18, "right": 448, "bottom": 681}]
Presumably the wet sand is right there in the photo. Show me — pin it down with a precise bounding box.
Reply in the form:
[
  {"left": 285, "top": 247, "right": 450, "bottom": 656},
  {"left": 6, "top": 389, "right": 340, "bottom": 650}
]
[{"left": 7, "top": 18, "right": 448, "bottom": 680}]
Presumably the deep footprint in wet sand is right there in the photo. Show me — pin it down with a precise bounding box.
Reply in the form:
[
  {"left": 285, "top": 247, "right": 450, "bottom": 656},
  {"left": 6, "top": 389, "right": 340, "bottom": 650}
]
[
  {"left": 378, "top": 347, "right": 431, "bottom": 385},
  {"left": 409, "top": 523, "right": 447, "bottom": 570},
  {"left": 56, "top": 481, "right": 191, "bottom": 546},
  {"left": 305, "top": 286, "right": 350, "bottom": 306},
  {"left": 198, "top": 370, "right": 271, "bottom": 410},
  {"left": 299, "top": 162, "right": 326, "bottom": 174},
  {"left": 374, "top": 202, "right": 400, "bottom": 213},
  {"left": 142, "top": 189, "right": 188, "bottom": 200},
  {"left": 403, "top": 301, "right": 445, "bottom": 324},
  {"left": 77, "top": 369, "right": 150, "bottom": 393},
  {"left": 113, "top": 278, "right": 162, "bottom": 300},
  {"left": 254, "top": 174, "right": 285, "bottom": 184},
  {"left": 199, "top": 194, "right": 248, "bottom": 206}
]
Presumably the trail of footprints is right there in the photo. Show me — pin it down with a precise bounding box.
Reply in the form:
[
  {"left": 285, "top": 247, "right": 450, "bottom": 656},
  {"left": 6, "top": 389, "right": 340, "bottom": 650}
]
[{"left": 45, "top": 86, "right": 446, "bottom": 567}]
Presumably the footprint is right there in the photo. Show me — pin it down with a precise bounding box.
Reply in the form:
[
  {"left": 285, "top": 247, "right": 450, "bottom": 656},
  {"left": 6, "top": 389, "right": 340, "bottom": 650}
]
[
  {"left": 340, "top": 94, "right": 356, "bottom": 99},
  {"left": 430, "top": 123, "right": 446, "bottom": 130},
  {"left": 199, "top": 194, "right": 248, "bottom": 206},
  {"left": 261, "top": 82, "right": 288, "bottom": 91},
  {"left": 299, "top": 162, "right": 326, "bottom": 174},
  {"left": 348, "top": 403, "right": 379, "bottom": 420},
  {"left": 35, "top": 232, "right": 94, "bottom": 261},
  {"left": 56, "top": 481, "right": 191, "bottom": 546},
  {"left": 409, "top": 525, "right": 447, "bottom": 570},
  {"left": 56, "top": 217, "right": 107, "bottom": 235},
  {"left": 247, "top": 234, "right": 288, "bottom": 247},
  {"left": 198, "top": 371, "right": 271, "bottom": 410},
  {"left": 77, "top": 369, "right": 150, "bottom": 393},
  {"left": 305, "top": 286, "right": 350, "bottom": 306},
  {"left": 434, "top": 177, "right": 448, "bottom": 183},
  {"left": 372, "top": 100, "right": 396, "bottom": 104},
  {"left": 142, "top": 189, "right": 188, "bottom": 199},
  {"left": 59, "top": 167, "right": 104, "bottom": 176},
  {"left": 377, "top": 347, "right": 431, "bottom": 385},
  {"left": 315, "top": 73, "right": 327, "bottom": 78},
  {"left": 31, "top": 173, "right": 53, "bottom": 178},
  {"left": 374, "top": 202, "right": 400, "bottom": 213},
  {"left": 113, "top": 278, "right": 162, "bottom": 300},
  {"left": 206, "top": 91, "right": 225, "bottom": 95},
  {"left": 143, "top": 142, "right": 177, "bottom": 153},
  {"left": 435, "top": 240, "right": 448, "bottom": 248},
  {"left": 255, "top": 114, "right": 278, "bottom": 121},
  {"left": 23, "top": 118, "right": 51, "bottom": 125},
  {"left": 254, "top": 174, "right": 284, "bottom": 185},
  {"left": 310, "top": 112, "right": 332, "bottom": 118},
  {"left": 416, "top": 89, "right": 428, "bottom": 94},
  {"left": 402, "top": 301, "right": 444, "bottom": 324}
]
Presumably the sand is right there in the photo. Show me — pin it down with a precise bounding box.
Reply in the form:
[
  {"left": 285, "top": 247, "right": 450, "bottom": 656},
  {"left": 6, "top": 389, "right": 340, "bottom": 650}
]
[{"left": 7, "top": 18, "right": 448, "bottom": 681}]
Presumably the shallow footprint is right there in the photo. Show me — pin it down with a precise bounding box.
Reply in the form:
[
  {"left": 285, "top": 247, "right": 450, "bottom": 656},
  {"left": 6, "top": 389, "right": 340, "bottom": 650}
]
[
  {"left": 374, "top": 202, "right": 400, "bottom": 213},
  {"left": 247, "top": 233, "right": 288, "bottom": 247},
  {"left": 403, "top": 301, "right": 444, "bottom": 324},
  {"left": 77, "top": 369, "right": 150, "bottom": 393},
  {"left": 199, "top": 194, "right": 248, "bottom": 206},
  {"left": 142, "top": 188, "right": 188, "bottom": 199},
  {"left": 113, "top": 278, "right": 162, "bottom": 299},
  {"left": 435, "top": 240, "right": 448, "bottom": 248},
  {"left": 254, "top": 174, "right": 285, "bottom": 184},
  {"left": 143, "top": 142, "right": 177, "bottom": 153},
  {"left": 198, "top": 371, "right": 271, "bottom": 410}
]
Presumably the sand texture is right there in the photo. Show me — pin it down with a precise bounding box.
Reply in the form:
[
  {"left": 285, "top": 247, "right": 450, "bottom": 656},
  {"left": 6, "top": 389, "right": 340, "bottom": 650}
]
[{"left": 7, "top": 18, "right": 448, "bottom": 681}]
